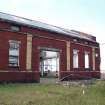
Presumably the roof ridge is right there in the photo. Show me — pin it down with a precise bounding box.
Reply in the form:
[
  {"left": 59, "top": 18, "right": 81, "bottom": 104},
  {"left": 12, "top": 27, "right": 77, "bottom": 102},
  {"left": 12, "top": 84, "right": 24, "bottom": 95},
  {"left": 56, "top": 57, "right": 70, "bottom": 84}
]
[{"left": 0, "top": 12, "right": 96, "bottom": 42}]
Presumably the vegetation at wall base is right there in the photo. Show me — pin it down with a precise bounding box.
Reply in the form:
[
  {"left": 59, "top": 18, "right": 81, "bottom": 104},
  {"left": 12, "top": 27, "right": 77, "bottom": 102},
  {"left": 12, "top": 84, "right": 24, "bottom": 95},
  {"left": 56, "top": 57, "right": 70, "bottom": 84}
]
[{"left": 0, "top": 80, "right": 105, "bottom": 105}]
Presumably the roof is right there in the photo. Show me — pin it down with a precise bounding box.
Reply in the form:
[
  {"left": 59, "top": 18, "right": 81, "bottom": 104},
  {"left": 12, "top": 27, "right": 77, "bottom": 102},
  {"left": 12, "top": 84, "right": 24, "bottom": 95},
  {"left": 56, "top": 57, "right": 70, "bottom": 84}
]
[{"left": 0, "top": 12, "right": 96, "bottom": 42}]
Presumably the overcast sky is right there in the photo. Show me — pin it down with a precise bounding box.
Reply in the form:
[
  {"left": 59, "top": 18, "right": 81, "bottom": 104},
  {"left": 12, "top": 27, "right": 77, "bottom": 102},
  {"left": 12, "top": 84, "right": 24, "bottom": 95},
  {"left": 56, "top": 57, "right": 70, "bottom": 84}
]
[{"left": 0, "top": 0, "right": 105, "bottom": 71}]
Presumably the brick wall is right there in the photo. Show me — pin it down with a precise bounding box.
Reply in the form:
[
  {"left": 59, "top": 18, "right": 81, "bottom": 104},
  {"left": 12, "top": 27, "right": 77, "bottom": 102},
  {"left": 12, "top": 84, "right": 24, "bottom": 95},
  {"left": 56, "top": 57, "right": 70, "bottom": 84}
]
[{"left": 0, "top": 20, "right": 100, "bottom": 82}]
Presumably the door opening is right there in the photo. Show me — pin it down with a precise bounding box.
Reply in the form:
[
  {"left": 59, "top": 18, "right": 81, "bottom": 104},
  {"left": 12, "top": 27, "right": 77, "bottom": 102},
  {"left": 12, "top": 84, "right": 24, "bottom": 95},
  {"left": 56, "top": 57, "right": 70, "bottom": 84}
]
[{"left": 40, "top": 49, "right": 60, "bottom": 78}]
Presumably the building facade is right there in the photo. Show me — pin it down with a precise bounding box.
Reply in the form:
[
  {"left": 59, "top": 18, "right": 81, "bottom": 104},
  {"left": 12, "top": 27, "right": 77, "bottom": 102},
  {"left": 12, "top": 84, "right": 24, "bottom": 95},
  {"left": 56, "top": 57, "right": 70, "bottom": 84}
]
[{"left": 0, "top": 12, "right": 100, "bottom": 82}]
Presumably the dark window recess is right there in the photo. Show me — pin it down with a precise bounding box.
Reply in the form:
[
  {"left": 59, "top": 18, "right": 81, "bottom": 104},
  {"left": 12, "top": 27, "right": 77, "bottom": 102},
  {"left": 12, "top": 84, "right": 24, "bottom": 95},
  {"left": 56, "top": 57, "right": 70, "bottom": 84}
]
[{"left": 11, "top": 25, "right": 21, "bottom": 32}]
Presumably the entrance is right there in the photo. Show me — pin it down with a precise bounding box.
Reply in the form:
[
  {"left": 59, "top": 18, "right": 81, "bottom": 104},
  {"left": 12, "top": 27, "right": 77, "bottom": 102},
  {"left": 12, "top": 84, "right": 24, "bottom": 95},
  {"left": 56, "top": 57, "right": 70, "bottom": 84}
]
[{"left": 40, "top": 48, "right": 60, "bottom": 79}]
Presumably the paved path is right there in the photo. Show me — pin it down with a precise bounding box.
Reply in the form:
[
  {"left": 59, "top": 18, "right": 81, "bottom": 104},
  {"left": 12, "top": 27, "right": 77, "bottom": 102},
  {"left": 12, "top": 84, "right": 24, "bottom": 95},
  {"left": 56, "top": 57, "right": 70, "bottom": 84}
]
[
  {"left": 40, "top": 78, "right": 59, "bottom": 84},
  {"left": 40, "top": 77, "right": 95, "bottom": 86}
]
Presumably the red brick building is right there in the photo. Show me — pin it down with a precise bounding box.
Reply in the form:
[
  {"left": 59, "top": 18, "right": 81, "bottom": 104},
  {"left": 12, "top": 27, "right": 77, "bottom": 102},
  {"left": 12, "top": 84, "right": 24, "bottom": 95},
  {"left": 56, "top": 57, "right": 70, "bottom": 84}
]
[{"left": 0, "top": 12, "right": 100, "bottom": 82}]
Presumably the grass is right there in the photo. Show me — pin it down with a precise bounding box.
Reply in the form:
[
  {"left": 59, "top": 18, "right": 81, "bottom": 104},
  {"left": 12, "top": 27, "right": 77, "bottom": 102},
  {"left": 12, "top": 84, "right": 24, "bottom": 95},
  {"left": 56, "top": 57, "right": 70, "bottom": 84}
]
[{"left": 0, "top": 80, "right": 105, "bottom": 105}]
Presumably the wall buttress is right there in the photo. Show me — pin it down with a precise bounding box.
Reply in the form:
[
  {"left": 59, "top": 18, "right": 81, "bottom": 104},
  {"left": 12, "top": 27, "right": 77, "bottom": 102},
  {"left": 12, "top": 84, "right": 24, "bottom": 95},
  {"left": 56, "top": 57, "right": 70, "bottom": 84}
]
[
  {"left": 66, "top": 41, "right": 70, "bottom": 71},
  {"left": 26, "top": 33, "right": 32, "bottom": 70}
]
